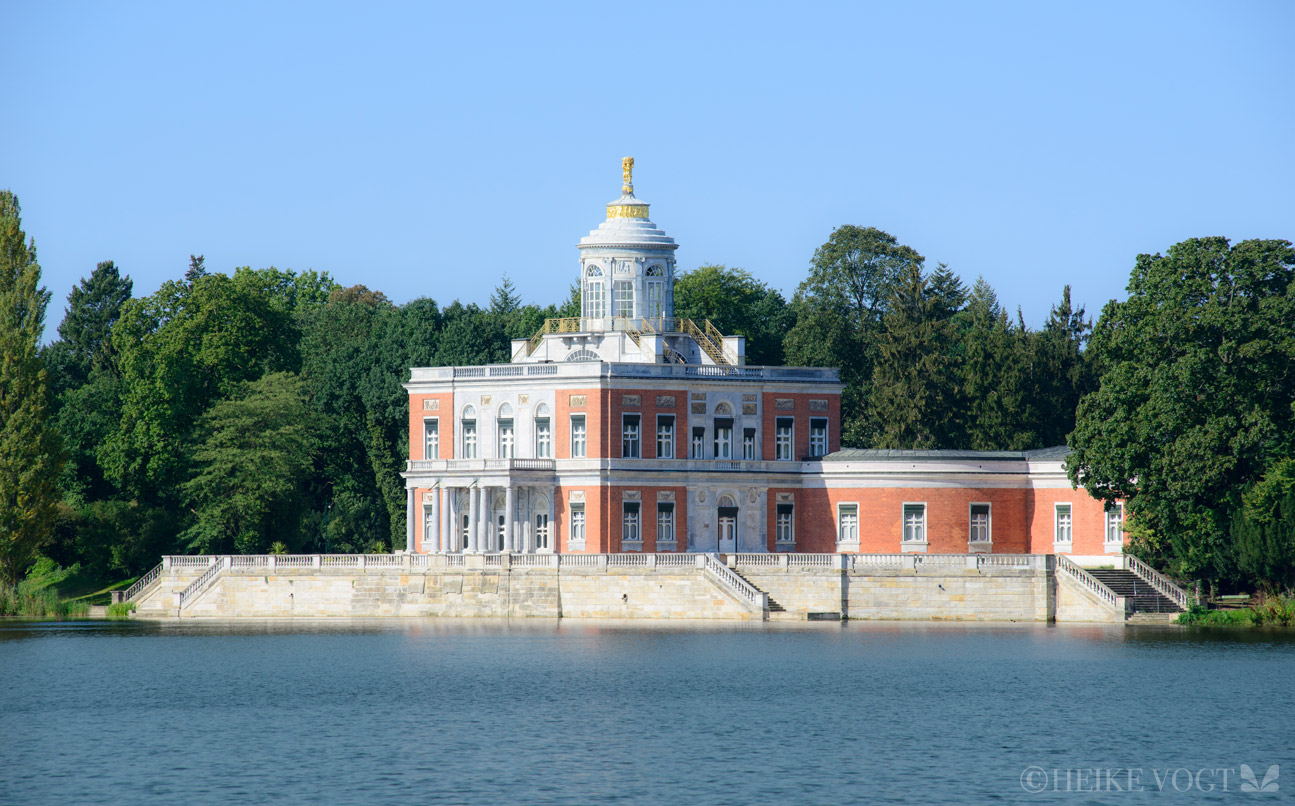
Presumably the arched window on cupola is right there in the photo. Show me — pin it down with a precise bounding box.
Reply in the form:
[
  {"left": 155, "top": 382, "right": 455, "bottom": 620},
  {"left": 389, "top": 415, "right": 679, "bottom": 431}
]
[
  {"left": 584, "top": 264, "right": 606, "bottom": 319},
  {"left": 645, "top": 265, "right": 666, "bottom": 319}
]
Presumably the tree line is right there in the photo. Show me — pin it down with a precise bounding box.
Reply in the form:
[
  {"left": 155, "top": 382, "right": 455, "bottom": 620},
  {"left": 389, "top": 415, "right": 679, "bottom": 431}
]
[{"left": 2, "top": 191, "right": 1291, "bottom": 591}]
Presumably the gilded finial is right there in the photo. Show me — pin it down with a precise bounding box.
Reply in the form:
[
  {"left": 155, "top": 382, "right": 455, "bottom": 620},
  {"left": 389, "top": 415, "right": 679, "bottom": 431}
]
[{"left": 622, "top": 156, "right": 634, "bottom": 194}]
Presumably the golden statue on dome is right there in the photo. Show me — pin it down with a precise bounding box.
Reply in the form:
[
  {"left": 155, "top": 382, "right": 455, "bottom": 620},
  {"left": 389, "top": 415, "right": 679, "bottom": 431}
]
[{"left": 622, "top": 156, "right": 634, "bottom": 194}]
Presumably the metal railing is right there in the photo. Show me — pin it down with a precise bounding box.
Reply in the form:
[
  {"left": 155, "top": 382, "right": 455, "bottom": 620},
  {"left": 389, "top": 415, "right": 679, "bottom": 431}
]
[{"left": 517, "top": 316, "right": 737, "bottom": 364}]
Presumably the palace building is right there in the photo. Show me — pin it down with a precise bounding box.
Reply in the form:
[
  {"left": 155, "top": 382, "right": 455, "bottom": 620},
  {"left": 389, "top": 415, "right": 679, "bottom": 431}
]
[{"left": 401, "top": 159, "right": 1125, "bottom": 562}]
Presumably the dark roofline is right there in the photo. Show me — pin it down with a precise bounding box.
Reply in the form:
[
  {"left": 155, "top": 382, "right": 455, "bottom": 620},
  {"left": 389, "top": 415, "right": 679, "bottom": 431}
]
[{"left": 822, "top": 446, "right": 1070, "bottom": 462}]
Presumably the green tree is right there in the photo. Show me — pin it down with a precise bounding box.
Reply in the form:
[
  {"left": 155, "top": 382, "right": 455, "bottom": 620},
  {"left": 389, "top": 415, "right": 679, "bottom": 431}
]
[
  {"left": 182, "top": 372, "right": 319, "bottom": 554},
  {"left": 785, "top": 226, "right": 923, "bottom": 445},
  {"left": 0, "top": 191, "right": 64, "bottom": 584},
  {"left": 673, "top": 264, "right": 792, "bottom": 365},
  {"left": 1068, "top": 237, "right": 1295, "bottom": 584},
  {"left": 956, "top": 277, "right": 1023, "bottom": 450},
  {"left": 43, "top": 260, "right": 132, "bottom": 394},
  {"left": 869, "top": 262, "right": 959, "bottom": 449},
  {"left": 1231, "top": 459, "right": 1295, "bottom": 591}
]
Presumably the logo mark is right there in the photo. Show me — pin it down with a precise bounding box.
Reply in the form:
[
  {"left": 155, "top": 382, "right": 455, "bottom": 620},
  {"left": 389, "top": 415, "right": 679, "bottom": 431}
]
[{"left": 1240, "top": 764, "right": 1279, "bottom": 793}]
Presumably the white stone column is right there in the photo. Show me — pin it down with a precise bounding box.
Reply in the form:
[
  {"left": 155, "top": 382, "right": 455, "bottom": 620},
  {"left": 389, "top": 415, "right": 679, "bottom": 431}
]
[
  {"left": 406, "top": 488, "right": 416, "bottom": 553},
  {"left": 429, "top": 487, "right": 440, "bottom": 554},
  {"left": 549, "top": 486, "right": 557, "bottom": 553},
  {"left": 521, "top": 487, "right": 532, "bottom": 553},
  {"left": 504, "top": 486, "right": 516, "bottom": 551},
  {"left": 441, "top": 486, "right": 452, "bottom": 552},
  {"left": 468, "top": 485, "right": 480, "bottom": 553},
  {"left": 478, "top": 487, "right": 491, "bottom": 552}
]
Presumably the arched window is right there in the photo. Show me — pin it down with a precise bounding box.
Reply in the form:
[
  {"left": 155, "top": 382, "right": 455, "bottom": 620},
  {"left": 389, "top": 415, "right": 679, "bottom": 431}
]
[
  {"left": 718, "top": 495, "right": 737, "bottom": 509},
  {"left": 646, "top": 265, "right": 665, "bottom": 277},
  {"left": 534, "top": 403, "right": 551, "bottom": 458},
  {"left": 461, "top": 405, "right": 478, "bottom": 459},
  {"left": 565, "top": 349, "right": 599, "bottom": 362},
  {"left": 585, "top": 264, "right": 604, "bottom": 277},
  {"left": 496, "top": 403, "right": 514, "bottom": 458},
  {"left": 715, "top": 402, "right": 733, "bottom": 416}
]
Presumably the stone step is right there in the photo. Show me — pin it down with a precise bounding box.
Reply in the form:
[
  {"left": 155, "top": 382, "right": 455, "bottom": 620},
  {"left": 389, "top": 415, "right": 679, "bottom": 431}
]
[{"left": 1087, "top": 570, "right": 1183, "bottom": 613}]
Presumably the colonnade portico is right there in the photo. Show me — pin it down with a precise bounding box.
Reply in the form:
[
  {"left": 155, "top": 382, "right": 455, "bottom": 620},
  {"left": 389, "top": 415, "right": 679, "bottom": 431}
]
[{"left": 412, "top": 481, "right": 555, "bottom": 553}]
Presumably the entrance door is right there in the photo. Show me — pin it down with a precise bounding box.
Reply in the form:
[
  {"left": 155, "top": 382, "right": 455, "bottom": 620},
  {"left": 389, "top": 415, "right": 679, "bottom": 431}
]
[{"left": 718, "top": 507, "right": 738, "bottom": 552}]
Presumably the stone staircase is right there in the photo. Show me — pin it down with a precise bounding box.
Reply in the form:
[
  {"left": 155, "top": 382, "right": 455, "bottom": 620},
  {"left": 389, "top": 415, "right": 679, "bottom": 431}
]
[
  {"left": 1087, "top": 569, "right": 1183, "bottom": 614},
  {"left": 727, "top": 567, "right": 786, "bottom": 617}
]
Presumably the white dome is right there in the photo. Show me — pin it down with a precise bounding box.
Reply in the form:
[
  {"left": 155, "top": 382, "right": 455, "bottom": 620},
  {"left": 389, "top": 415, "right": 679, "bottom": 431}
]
[{"left": 579, "top": 202, "right": 678, "bottom": 249}]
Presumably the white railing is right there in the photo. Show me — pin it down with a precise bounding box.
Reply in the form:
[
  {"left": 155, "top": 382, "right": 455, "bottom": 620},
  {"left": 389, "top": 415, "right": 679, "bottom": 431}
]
[
  {"left": 366, "top": 555, "right": 403, "bottom": 568},
  {"left": 167, "top": 556, "right": 218, "bottom": 568},
  {"left": 322, "top": 555, "right": 361, "bottom": 568},
  {"left": 656, "top": 553, "right": 699, "bottom": 568},
  {"left": 409, "top": 554, "right": 430, "bottom": 569},
  {"left": 700, "top": 554, "right": 765, "bottom": 611},
  {"left": 275, "top": 555, "right": 315, "bottom": 568},
  {"left": 178, "top": 558, "right": 228, "bottom": 609},
  {"left": 1057, "top": 554, "right": 1125, "bottom": 612},
  {"left": 511, "top": 554, "right": 558, "bottom": 568},
  {"left": 558, "top": 554, "right": 601, "bottom": 567},
  {"left": 913, "top": 554, "right": 966, "bottom": 568},
  {"left": 231, "top": 555, "right": 269, "bottom": 569},
  {"left": 733, "top": 554, "right": 781, "bottom": 567},
  {"left": 1123, "top": 554, "right": 1190, "bottom": 609},
  {"left": 483, "top": 555, "right": 503, "bottom": 567},
  {"left": 124, "top": 563, "right": 164, "bottom": 602},
  {"left": 851, "top": 554, "right": 904, "bottom": 569},
  {"left": 788, "top": 554, "right": 835, "bottom": 567},
  {"left": 975, "top": 554, "right": 1045, "bottom": 569},
  {"left": 607, "top": 553, "right": 649, "bottom": 567},
  {"left": 446, "top": 555, "right": 466, "bottom": 567}
]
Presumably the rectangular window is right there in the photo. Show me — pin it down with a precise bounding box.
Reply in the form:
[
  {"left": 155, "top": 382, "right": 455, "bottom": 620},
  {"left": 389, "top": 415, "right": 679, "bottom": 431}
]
[
  {"left": 497, "top": 418, "right": 514, "bottom": 459},
  {"left": 622, "top": 414, "right": 641, "bottom": 458},
  {"left": 775, "top": 417, "right": 794, "bottom": 460},
  {"left": 569, "top": 503, "right": 585, "bottom": 544},
  {"left": 903, "top": 504, "right": 927, "bottom": 543},
  {"left": 1106, "top": 503, "right": 1124, "bottom": 543},
  {"left": 646, "top": 281, "right": 664, "bottom": 319},
  {"left": 743, "top": 428, "right": 756, "bottom": 461},
  {"left": 585, "top": 282, "right": 606, "bottom": 318},
  {"left": 809, "top": 417, "right": 828, "bottom": 458},
  {"left": 656, "top": 415, "right": 675, "bottom": 459},
  {"left": 969, "top": 503, "right": 991, "bottom": 543},
  {"left": 535, "top": 513, "right": 549, "bottom": 550},
  {"left": 570, "top": 415, "right": 586, "bottom": 458},
  {"left": 423, "top": 418, "right": 439, "bottom": 460},
  {"left": 713, "top": 417, "right": 733, "bottom": 459},
  {"left": 612, "top": 280, "right": 634, "bottom": 318},
  {"left": 461, "top": 513, "right": 470, "bottom": 547},
  {"left": 1055, "top": 504, "right": 1073, "bottom": 545},
  {"left": 657, "top": 503, "right": 675, "bottom": 544},
  {"left": 776, "top": 503, "right": 794, "bottom": 545},
  {"left": 622, "top": 502, "right": 641, "bottom": 545},
  {"left": 691, "top": 426, "right": 705, "bottom": 459},
  {"left": 535, "top": 418, "right": 551, "bottom": 458},
  {"left": 837, "top": 503, "right": 859, "bottom": 544},
  {"left": 462, "top": 419, "right": 478, "bottom": 459}
]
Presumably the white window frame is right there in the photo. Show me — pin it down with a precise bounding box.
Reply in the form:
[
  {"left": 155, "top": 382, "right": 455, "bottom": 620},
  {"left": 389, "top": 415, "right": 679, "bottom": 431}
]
[
  {"left": 656, "top": 415, "right": 674, "bottom": 459},
  {"left": 968, "top": 502, "right": 991, "bottom": 552},
  {"left": 775, "top": 417, "right": 794, "bottom": 461},
  {"left": 622, "top": 414, "right": 641, "bottom": 459},
  {"left": 497, "top": 418, "right": 514, "bottom": 459},
  {"left": 462, "top": 419, "right": 478, "bottom": 459},
  {"left": 808, "top": 417, "right": 828, "bottom": 458},
  {"left": 535, "top": 417, "right": 551, "bottom": 458},
  {"left": 902, "top": 502, "right": 928, "bottom": 552},
  {"left": 1054, "top": 503, "right": 1073, "bottom": 548},
  {"left": 775, "top": 503, "right": 795, "bottom": 547},
  {"left": 713, "top": 419, "right": 733, "bottom": 459},
  {"left": 612, "top": 280, "right": 634, "bottom": 318},
  {"left": 622, "top": 501, "right": 641, "bottom": 548},
  {"left": 569, "top": 503, "right": 586, "bottom": 546},
  {"left": 535, "top": 512, "right": 550, "bottom": 550},
  {"left": 691, "top": 426, "right": 705, "bottom": 460},
  {"left": 646, "top": 279, "right": 664, "bottom": 319},
  {"left": 570, "top": 414, "right": 586, "bottom": 458},
  {"left": 423, "top": 417, "right": 439, "bottom": 460},
  {"left": 585, "top": 281, "right": 606, "bottom": 319},
  {"left": 742, "top": 428, "right": 756, "bottom": 461},
  {"left": 656, "top": 502, "right": 675, "bottom": 546},
  {"left": 836, "top": 502, "right": 859, "bottom": 546},
  {"left": 1105, "top": 503, "right": 1125, "bottom": 552}
]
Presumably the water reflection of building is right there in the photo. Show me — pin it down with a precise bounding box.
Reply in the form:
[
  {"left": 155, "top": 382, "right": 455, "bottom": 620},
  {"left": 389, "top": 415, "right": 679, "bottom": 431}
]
[{"left": 401, "top": 160, "right": 1124, "bottom": 563}]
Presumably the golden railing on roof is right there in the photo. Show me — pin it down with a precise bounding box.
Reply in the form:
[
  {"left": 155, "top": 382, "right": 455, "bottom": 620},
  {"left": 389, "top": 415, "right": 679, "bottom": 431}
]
[{"left": 517, "top": 316, "right": 736, "bottom": 364}]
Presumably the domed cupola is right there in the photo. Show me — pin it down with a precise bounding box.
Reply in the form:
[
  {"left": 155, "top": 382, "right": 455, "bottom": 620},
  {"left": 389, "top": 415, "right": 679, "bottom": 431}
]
[{"left": 577, "top": 158, "right": 678, "bottom": 321}]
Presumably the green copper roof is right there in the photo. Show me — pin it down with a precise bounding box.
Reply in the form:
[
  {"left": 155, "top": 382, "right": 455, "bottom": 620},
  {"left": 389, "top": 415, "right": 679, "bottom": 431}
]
[{"left": 822, "top": 446, "right": 1070, "bottom": 462}]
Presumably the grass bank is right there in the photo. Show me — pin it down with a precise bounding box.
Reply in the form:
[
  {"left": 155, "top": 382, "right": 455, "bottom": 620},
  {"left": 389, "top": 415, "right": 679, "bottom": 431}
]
[
  {"left": 1177, "top": 594, "right": 1295, "bottom": 626},
  {"left": 0, "top": 557, "right": 134, "bottom": 620}
]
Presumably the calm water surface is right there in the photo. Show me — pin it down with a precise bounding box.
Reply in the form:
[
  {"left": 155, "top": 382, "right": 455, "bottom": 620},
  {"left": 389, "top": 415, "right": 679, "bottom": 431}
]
[{"left": 2, "top": 619, "right": 1292, "bottom": 805}]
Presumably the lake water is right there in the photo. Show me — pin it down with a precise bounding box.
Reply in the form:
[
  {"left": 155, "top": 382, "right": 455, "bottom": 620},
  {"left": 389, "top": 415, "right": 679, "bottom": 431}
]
[{"left": 2, "top": 619, "right": 1292, "bottom": 805}]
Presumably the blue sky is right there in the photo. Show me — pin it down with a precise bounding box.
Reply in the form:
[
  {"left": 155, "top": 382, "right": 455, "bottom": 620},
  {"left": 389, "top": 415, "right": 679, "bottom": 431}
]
[{"left": 8, "top": 1, "right": 1293, "bottom": 337}]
